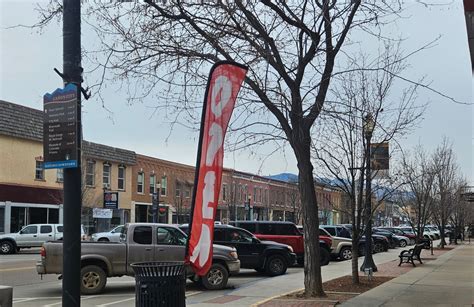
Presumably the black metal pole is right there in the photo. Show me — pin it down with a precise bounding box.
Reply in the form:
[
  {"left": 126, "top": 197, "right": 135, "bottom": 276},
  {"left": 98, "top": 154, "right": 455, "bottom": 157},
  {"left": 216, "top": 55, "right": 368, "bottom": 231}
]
[
  {"left": 62, "top": 0, "right": 82, "bottom": 305},
  {"left": 360, "top": 131, "right": 377, "bottom": 272}
]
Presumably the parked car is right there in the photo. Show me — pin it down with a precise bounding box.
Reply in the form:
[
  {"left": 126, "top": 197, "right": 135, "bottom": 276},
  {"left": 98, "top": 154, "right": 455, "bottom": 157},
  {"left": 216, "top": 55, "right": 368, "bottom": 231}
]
[
  {"left": 91, "top": 225, "right": 124, "bottom": 242},
  {"left": 37, "top": 223, "right": 240, "bottom": 293},
  {"left": 337, "top": 224, "right": 389, "bottom": 253},
  {"left": 398, "top": 226, "right": 437, "bottom": 240},
  {"left": 372, "top": 228, "right": 402, "bottom": 248},
  {"left": 425, "top": 226, "right": 440, "bottom": 239},
  {"left": 230, "top": 221, "right": 331, "bottom": 266},
  {"left": 319, "top": 227, "right": 366, "bottom": 261},
  {"left": 378, "top": 227, "right": 416, "bottom": 245},
  {"left": 180, "top": 224, "right": 296, "bottom": 276},
  {"left": 0, "top": 224, "right": 87, "bottom": 254}
]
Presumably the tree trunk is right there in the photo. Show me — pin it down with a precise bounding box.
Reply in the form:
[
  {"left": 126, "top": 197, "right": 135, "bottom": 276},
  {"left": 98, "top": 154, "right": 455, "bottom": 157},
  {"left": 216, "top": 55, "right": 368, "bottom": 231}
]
[
  {"left": 294, "top": 140, "right": 325, "bottom": 297},
  {"left": 440, "top": 223, "right": 446, "bottom": 248},
  {"left": 351, "top": 235, "right": 360, "bottom": 284}
]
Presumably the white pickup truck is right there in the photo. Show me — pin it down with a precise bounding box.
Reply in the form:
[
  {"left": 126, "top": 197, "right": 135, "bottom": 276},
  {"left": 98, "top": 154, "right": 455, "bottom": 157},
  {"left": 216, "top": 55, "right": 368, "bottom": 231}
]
[{"left": 0, "top": 224, "right": 86, "bottom": 254}]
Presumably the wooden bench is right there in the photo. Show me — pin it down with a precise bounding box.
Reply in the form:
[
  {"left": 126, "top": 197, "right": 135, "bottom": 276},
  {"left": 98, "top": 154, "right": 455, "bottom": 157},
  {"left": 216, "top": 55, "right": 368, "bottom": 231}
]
[{"left": 398, "top": 244, "right": 424, "bottom": 267}]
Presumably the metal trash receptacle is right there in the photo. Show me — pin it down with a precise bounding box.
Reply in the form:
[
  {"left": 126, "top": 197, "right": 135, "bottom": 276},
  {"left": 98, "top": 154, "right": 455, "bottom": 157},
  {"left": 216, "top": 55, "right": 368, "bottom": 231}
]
[{"left": 131, "top": 261, "right": 186, "bottom": 307}]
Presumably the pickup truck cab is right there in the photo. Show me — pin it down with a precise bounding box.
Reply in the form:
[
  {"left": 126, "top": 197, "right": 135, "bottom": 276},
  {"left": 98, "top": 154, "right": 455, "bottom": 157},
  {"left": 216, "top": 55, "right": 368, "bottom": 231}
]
[
  {"left": 37, "top": 223, "right": 240, "bottom": 294},
  {"left": 0, "top": 224, "right": 86, "bottom": 254}
]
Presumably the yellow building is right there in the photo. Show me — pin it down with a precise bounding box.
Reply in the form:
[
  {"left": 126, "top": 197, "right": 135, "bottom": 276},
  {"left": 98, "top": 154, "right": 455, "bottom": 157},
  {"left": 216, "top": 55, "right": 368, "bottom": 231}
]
[{"left": 0, "top": 100, "right": 136, "bottom": 234}]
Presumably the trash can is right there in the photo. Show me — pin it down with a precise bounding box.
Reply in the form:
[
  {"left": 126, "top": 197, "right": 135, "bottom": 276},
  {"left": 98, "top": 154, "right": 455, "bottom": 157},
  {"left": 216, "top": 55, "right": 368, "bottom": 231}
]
[{"left": 131, "top": 261, "right": 186, "bottom": 307}]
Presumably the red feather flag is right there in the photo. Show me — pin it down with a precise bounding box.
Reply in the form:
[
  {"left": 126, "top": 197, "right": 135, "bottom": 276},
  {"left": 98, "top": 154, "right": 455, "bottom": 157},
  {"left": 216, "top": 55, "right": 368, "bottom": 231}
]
[{"left": 186, "top": 61, "right": 248, "bottom": 276}]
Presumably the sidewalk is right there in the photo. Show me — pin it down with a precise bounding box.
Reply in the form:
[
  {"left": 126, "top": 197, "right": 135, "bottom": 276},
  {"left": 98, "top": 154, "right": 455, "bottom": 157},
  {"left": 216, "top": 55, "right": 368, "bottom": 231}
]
[
  {"left": 341, "top": 243, "right": 474, "bottom": 307},
  {"left": 187, "top": 243, "right": 473, "bottom": 306},
  {"left": 186, "top": 248, "right": 410, "bottom": 306}
]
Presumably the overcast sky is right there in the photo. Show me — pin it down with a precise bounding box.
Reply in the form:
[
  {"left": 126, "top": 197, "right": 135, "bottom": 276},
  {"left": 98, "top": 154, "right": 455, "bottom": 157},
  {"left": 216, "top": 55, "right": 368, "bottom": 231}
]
[{"left": 1, "top": 1, "right": 472, "bottom": 183}]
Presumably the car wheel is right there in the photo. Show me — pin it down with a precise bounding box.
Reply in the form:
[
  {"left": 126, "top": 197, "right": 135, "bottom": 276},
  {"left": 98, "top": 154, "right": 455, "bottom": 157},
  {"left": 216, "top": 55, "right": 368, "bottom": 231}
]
[
  {"left": 98, "top": 238, "right": 109, "bottom": 242},
  {"left": 399, "top": 240, "right": 407, "bottom": 247},
  {"left": 265, "top": 255, "right": 288, "bottom": 276},
  {"left": 0, "top": 241, "right": 14, "bottom": 254},
  {"left": 80, "top": 265, "right": 107, "bottom": 295},
  {"left": 374, "top": 242, "right": 384, "bottom": 253},
  {"left": 201, "top": 263, "right": 228, "bottom": 290},
  {"left": 320, "top": 248, "right": 330, "bottom": 266},
  {"left": 339, "top": 246, "right": 352, "bottom": 261}
]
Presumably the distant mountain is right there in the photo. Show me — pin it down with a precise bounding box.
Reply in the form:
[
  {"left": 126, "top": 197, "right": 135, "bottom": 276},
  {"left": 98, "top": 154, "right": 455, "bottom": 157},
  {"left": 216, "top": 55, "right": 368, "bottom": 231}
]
[{"left": 266, "top": 173, "right": 299, "bottom": 183}]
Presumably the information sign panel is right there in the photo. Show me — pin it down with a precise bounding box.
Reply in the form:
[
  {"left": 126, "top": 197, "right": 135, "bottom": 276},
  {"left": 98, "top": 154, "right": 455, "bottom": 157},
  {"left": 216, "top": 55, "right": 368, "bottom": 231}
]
[{"left": 43, "top": 84, "right": 78, "bottom": 169}]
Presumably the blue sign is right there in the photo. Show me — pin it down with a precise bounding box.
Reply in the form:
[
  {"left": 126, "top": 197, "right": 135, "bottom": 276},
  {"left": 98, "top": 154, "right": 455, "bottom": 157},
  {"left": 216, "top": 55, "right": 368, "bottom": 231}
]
[{"left": 43, "top": 84, "right": 79, "bottom": 169}]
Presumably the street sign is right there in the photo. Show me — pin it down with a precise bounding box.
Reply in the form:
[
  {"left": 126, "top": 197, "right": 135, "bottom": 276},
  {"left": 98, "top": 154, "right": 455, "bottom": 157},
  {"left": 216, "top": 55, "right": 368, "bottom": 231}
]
[
  {"left": 43, "top": 84, "right": 79, "bottom": 169},
  {"left": 104, "top": 192, "right": 119, "bottom": 209}
]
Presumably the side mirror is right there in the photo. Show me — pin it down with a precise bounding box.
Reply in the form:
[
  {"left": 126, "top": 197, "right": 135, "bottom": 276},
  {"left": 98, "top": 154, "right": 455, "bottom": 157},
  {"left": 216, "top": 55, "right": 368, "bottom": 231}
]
[{"left": 252, "top": 237, "right": 260, "bottom": 244}]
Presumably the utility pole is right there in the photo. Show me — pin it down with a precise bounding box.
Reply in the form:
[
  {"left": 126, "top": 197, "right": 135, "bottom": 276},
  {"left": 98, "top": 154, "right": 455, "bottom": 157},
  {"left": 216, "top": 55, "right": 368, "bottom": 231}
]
[{"left": 62, "top": 0, "right": 82, "bottom": 305}]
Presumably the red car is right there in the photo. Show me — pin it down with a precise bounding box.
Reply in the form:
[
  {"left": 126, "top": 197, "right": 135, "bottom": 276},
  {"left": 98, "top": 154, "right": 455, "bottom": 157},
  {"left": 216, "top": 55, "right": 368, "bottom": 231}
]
[{"left": 230, "top": 221, "right": 331, "bottom": 266}]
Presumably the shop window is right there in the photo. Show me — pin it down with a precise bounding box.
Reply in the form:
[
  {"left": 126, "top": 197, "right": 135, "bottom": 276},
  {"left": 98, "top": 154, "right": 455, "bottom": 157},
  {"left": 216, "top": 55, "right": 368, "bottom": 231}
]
[
  {"left": 161, "top": 176, "right": 167, "bottom": 196},
  {"left": 118, "top": 166, "right": 126, "bottom": 190},
  {"left": 85, "top": 160, "right": 96, "bottom": 187},
  {"left": 103, "top": 163, "right": 111, "bottom": 188},
  {"left": 149, "top": 175, "right": 156, "bottom": 194},
  {"left": 57, "top": 169, "right": 64, "bottom": 183},
  {"left": 0, "top": 208, "right": 4, "bottom": 233},
  {"left": 222, "top": 184, "right": 227, "bottom": 201},
  {"left": 137, "top": 172, "right": 144, "bottom": 194},
  {"left": 35, "top": 161, "right": 44, "bottom": 180}
]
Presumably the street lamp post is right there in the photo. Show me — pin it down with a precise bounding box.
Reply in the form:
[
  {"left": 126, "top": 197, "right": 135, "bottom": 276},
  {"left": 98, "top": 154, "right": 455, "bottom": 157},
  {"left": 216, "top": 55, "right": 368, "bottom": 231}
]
[{"left": 360, "top": 113, "right": 378, "bottom": 273}]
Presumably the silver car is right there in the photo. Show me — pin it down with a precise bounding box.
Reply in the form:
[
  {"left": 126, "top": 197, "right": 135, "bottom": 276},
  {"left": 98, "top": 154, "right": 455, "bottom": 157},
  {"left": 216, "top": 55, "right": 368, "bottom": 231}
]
[{"left": 91, "top": 225, "right": 124, "bottom": 242}]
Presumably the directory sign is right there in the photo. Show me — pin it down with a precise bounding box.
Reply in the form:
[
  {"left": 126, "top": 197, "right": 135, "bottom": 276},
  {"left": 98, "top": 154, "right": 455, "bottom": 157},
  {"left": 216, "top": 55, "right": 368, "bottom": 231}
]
[{"left": 43, "top": 84, "right": 78, "bottom": 169}]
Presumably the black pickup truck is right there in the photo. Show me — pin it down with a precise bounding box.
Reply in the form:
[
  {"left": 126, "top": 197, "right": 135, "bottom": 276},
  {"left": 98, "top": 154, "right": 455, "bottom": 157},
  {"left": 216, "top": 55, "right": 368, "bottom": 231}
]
[{"left": 180, "top": 224, "right": 296, "bottom": 276}]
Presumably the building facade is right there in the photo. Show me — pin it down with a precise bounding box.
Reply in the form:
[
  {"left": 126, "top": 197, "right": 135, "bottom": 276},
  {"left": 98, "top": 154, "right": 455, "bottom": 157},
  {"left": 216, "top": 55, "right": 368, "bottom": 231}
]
[
  {"left": 1, "top": 100, "right": 346, "bottom": 234},
  {"left": 0, "top": 100, "right": 136, "bottom": 234}
]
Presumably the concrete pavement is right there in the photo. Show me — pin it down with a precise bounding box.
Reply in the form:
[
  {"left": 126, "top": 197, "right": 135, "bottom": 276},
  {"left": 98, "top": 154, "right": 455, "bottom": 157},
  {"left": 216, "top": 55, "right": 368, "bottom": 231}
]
[
  {"left": 186, "top": 247, "right": 409, "bottom": 306},
  {"left": 341, "top": 243, "right": 474, "bottom": 307}
]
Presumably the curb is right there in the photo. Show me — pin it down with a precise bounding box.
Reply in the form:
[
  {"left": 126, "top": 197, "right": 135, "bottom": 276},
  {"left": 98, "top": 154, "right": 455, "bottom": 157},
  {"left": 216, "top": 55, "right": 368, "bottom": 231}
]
[{"left": 251, "top": 287, "right": 304, "bottom": 307}]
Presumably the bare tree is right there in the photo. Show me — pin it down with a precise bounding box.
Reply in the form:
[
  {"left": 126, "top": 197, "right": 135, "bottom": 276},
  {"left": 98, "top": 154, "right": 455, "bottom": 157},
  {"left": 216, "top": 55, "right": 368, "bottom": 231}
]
[
  {"left": 312, "top": 44, "right": 424, "bottom": 283},
  {"left": 33, "top": 0, "right": 439, "bottom": 297},
  {"left": 397, "top": 146, "right": 438, "bottom": 242},
  {"left": 431, "top": 138, "right": 459, "bottom": 248}
]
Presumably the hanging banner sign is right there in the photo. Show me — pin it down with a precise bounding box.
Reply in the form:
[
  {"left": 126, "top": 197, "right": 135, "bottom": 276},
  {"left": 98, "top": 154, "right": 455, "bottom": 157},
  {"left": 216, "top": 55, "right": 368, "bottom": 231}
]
[
  {"left": 186, "top": 61, "right": 248, "bottom": 276},
  {"left": 370, "top": 142, "right": 389, "bottom": 170},
  {"left": 103, "top": 192, "right": 119, "bottom": 209},
  {"left": 43, "top": 84, "right": 79, "bottom": 169},
  {"left": 93, "top": 208, "right": 113, "bottom": 219}
]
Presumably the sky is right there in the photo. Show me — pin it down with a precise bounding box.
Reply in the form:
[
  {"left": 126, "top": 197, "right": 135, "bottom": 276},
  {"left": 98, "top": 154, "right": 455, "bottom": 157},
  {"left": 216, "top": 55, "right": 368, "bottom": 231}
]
[{"left": 1, "top": 1, "right": 473, "bottom": 183}]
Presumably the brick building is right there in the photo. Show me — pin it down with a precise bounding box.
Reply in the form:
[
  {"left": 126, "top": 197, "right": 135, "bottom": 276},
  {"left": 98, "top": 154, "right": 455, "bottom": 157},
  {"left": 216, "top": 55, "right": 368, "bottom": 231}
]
[{"left": 1, "top": 100, "right": 344, "bottom": 233}]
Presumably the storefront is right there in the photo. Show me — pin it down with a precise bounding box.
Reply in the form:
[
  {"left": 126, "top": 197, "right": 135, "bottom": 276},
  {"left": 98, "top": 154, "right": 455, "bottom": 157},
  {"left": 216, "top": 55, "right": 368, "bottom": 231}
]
[
  {"left": 134, "top": 203, "right": 170, "bottom": 224},
  {"left": 81, "top": 207, "right": 130, "bottom": 235},
  {"left": 0, "top": 201, "right": 63, "bottom": 234}
]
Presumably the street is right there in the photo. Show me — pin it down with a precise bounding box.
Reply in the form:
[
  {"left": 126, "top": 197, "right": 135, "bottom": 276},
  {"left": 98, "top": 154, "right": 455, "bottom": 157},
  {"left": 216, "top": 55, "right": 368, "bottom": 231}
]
[{"left": 2, "top": 249, "right": 303, "bottom": 307}]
